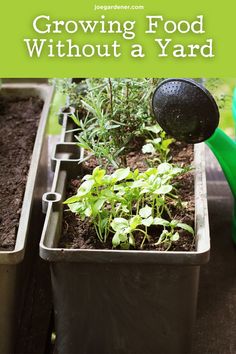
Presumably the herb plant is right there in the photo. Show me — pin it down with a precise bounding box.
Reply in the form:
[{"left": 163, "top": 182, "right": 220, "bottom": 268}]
[
  {"left": 64, "top": 164, "right": 194, "bottom": 250},
  {"left": 66, "top": 78, "right": 170, "bottom": 167},
  {"left": 142, "top": 124, "right": 175, "bottom": 165}
]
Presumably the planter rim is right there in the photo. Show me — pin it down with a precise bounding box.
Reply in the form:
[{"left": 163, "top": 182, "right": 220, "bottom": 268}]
[
  {"left": 0, "top": 83, "right": 54, "bottom": 264},
  {"left": 40, "top": 134, "right": 210, "bottom": 265}
]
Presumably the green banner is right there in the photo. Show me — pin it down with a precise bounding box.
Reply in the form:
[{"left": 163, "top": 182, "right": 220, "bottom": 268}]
[{"left": 0, "top": 0, "right": 235, "bottom": 77}]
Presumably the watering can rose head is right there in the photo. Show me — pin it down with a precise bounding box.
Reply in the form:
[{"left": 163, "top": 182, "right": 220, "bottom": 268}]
[{"left": 152, "top": 78, "right": 220, "bottom": 144}]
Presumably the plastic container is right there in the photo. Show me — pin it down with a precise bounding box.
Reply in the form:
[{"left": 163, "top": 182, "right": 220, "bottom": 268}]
[
  {"left": 0, "top": 82, "right": 54, "bottom": 354},
  {"left": 40, "top": 116, "right": 210, "bottom": 354}
]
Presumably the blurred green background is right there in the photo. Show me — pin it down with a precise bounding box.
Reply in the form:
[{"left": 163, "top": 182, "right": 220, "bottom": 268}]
[{"left": 209, "top": 78, "right": 236, "bottom": 138}]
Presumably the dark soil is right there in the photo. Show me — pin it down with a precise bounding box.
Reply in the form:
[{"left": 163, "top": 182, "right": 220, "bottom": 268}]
[
  {"left": 0, "top": 95, "right": 43, "bottom": 250},
  {"left": 60, "top": 142, "right": 195, "bottom": 251}
]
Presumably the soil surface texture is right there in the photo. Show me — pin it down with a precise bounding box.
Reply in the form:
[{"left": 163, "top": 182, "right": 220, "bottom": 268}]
[
  {"left": 0, "top": 95, "right": 43, "bottom": 250},
  {"left": 60, "top": 142, "right": 195, "bottom": 251}
]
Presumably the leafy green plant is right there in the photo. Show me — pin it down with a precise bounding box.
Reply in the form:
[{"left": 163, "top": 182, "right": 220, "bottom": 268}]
[
  {"left": 142, "top": 124, "right": 175, "bottom": 165},
  {"left": 65, "top": 78, "right": 176, "bottom": 167},
  {"left": 64, "top": 164, "right": 193, "bottom": 250}
]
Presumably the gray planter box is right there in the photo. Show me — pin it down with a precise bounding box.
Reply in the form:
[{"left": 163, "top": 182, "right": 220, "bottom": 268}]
[
  {"left": 40, "top": 121, "right": 210, "bottom": 354},
  {"left": 0, "top": 83, "right": 54, "bottom": 354}
]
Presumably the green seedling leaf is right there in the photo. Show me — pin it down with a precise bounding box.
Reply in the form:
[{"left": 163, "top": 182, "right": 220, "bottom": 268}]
[
  {"left": 92, "top": 166, "right": 106, "bottom": 183},
  {"left": 153, "top": 217, "right": 170, "bottom": 227},
  {"left": 93, "top": 198, "right": 106, "bottom": 213},
  {"left": 100, "top": 216, "right": 109, "bottom": 233},
  {"left": 112, "top": 167, "right": 130, "bottom": 181},
  {"left": 144, "top": 125, "right": 162, "bottom": 134},
  {"left": 129, "top": 234, "right": 135, "bottom": 247},
  {"left": 82, "top": 174, "right": 92, "bottom": 181},
  {"left": 133, "top": 169, "right": 140, "bottom": 178},
  {"left": 142, "top": 216, "right": 154, "bottom": 227},
  {"left": 112, "top": 233, "right": 121, "bottom": 247},
  {"left": 170, "top": 220, "right": 178, "bottom": 228},
  {"left": 101, "top": 189, "right": 117, "bottom": 200},
  {"left": 172, "top": 167, "right": 184, "bottom": 175},
  {"left": 121, "top": 205, "right": 130, "bottom": 214},
  {"left": 139, "top": 205, "right": 152, "bottom": 218},
  {"left": 156, "top": 229, "right": 169, "bottom": 244},
  {"left": 77, "top": 179, "right": 95, "bottom": 197},
  {"left": 177, "top": 223, "right": 194, "bottom": 235},
  {"left": 64, "top": 195, "right": 81, "bottom": 204},
  {"left": 152, "top": 138, "right": 162, "bottom": 144},
  {"left": 85, "top": 207, "right": 92, "bottom": 217},
  {"left": 154, "top": 185, "right": 172, "bottom": 195},
  {"left": 67, "top": 202, "right": 83, "bottom": 213},
  {"left": 157, "top": 163, "right": 172, "bottom": 174},
  {"left": 144, "top": 168, "right": 158, "bottom": 176},
  {"left": 112, "top": 232, "right": 128, "bottom": 247},
  {"left": 130, "top": 215, "right": 142, "bottom": 229},
  {"left": 171, "top": 232, "right": 179, "bottom": 242},
  {"left": 142, "top": 143, "right": 155, "bottom": 154},
  {"left": 131, "top": 180, "right": 144, "bottom": 189},
  {"left": 161, "top": 138, "right": 175, "bottom": 149},
  {"left": 111, "top": 218, "right": 129, "bottom": 232}
]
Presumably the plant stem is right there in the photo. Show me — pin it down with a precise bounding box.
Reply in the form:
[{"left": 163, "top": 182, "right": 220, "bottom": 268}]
[{"left": 108, "top": 78, "right": 113, "bottom": 115}]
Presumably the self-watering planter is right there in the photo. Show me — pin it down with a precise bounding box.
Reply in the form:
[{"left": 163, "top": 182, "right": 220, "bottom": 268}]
[
  {"left": 40, "top": 112, "right": 210, "bottom": 354},
  {"left": 0, "top": 82, "right": 54, "bottom": 354}
]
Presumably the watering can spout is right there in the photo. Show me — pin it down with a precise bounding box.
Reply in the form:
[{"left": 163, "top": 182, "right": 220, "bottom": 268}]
[{"left": 206, "top": 128, "right": 236, "bottom": 199}]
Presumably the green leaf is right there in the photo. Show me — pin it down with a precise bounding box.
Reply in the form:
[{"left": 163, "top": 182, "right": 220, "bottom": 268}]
[
  {"left": 64, "top": 195, "right": 81, "bottom": 204},
  {"left": 152, "top": 138, "right": 162, "bottom": 144},
  {"left": 85, "top": 207, "right": 92, "bottom": 217},
  {"left": 68, "top": 202, "right": 82, "bottom": 213},
  {"left": 171, "top": 232, "right": 179, "bottom": 242},
  {"left": 144, "top": 168, "right": 158, "bottom": 176},
  {"left": 154, "top": 185, "right": 172, "bottom": 195},
  {"left": 99, "top": 217, "right": 109, "bottom": 233},
  {"left": 129, "top": 215, "right": 141, "bottom": 229},
  {"left": 169, "top": 220, "right": 178, "bottom": 228},
  {"left": 133, "top": 169, "right": 139, "bottom": 178},
  {"left": 93, "top": 198, "right": 106, "bottom": 213},
  {"left": 157, "top": 163, "right": 172, "bottom": 174},
  {"left": 112, "top": 167, "right": 130, "bottom": 181},
  {"left": 77, "top": 179, "right": 95, "bottom": 197},
  {"left": 171, "top": 167, "right": 183, "bottom": 175},
  {"left": 112, "top": 233, "right": 121, "bottom": 247},
  {"left": 69, "top": 114, "right": 81, "bottom": 127},
  {"left": 76, "top": 137, "right": 92, "bottom": 151},
  {"left": 142, "top": 143, "right": 155, "bottom": 154},
  {"left": 142, "top": 216, "right": 154, "bottom": 227},
  {"left": 129, "top": 234, "right": 135, "bottom": 247},
  {"left": 131, "top": 180, "right": 144, "bottom": 189},
  {"left": 177, "top": 223, "right": 194, "bottom": 235},
  {"left": 101, "top": 189, "right": 116, "bottom": 199},
  {"left": 111, "top": 218, "right": 129, "bottom": 232},
  {"left": 92, "top": 167, "right": 106, "bottom": 183},
  {"left": 162, "top": 138, "right": 174, "bottom": 150},
  {"left": 112, "top": 231, "right": 128, "bottom": 247},
  {"left": 156, "top": 229, "right": 169, "bottom": 244},
  {"left": 144, "top": 125, "right": 162, "bottom": 134},
  {"left": 139, "top": 205, "right": 152, "bottom": 218},
  {"left": 153, "top": 217, "right": 170, "bottom": 226}
]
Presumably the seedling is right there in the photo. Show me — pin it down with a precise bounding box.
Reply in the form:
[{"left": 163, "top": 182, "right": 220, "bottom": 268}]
[
  {"left": 64, "top": 164, "right": 194, "bottom": 250},
  {"left": 142, "top": 124, "right": 175, "bottom": 164}
]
